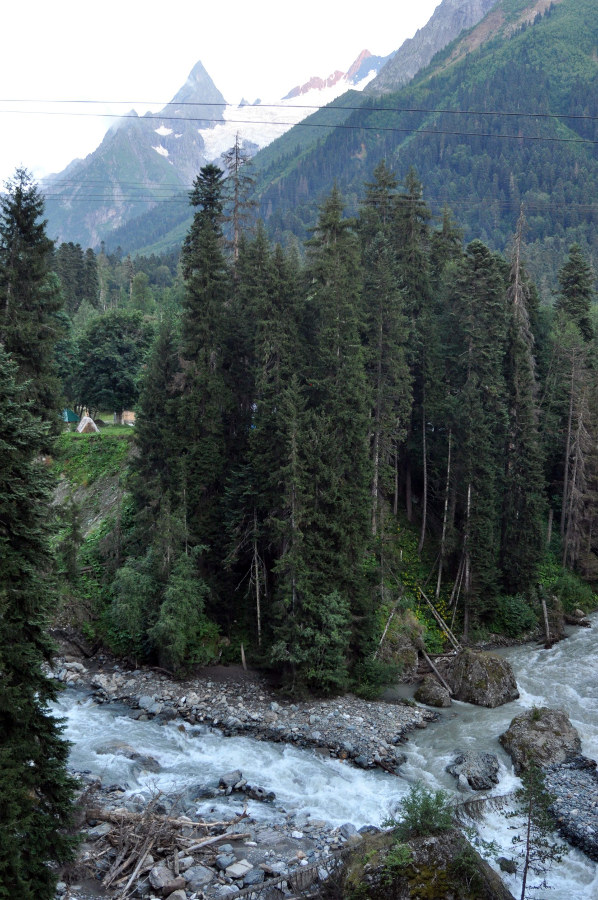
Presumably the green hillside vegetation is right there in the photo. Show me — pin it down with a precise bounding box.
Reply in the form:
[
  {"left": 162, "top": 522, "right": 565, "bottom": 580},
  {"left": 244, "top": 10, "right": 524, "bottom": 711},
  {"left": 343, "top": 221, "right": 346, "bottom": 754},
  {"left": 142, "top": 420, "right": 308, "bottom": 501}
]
[{"left": 252, "top": 0, "right": 598, "bottom": 290}]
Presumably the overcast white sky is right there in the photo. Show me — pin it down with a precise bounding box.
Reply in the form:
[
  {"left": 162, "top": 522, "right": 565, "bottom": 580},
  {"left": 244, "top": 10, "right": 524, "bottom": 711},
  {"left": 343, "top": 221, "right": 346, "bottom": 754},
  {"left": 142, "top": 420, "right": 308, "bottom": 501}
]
[{"left": 0, "top": 0, "right": 441, "bottom": 185}]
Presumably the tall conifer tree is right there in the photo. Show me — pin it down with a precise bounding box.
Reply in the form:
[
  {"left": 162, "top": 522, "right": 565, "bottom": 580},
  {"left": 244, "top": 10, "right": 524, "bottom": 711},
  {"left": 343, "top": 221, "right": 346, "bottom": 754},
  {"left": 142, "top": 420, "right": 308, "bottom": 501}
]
[
  {"left": 179, "top": 165, "right": 231, "bottom": 567},
  {"left": 0, "top": 347, "right": 75, "bottom": 897},
  {"left": 449, "top": 241, "right": 508, "bottom": 634},
  {"left": 0, "top": 168, "right": 64, "bottom": 438},
  {"left": 501, "top": 216, "right": 545, "bottom": 594}
]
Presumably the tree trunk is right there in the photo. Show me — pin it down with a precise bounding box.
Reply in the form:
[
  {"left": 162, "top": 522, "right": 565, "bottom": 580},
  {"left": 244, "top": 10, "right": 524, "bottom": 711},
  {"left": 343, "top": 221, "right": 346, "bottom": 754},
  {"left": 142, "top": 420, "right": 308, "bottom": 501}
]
[
  {"left": 418, "top": 403, "right": 427, "bottom": 555},
  {"left": 253, "top": 510, "right": 262, "bottom": 647},
  {"left": 436, "top": 429, "right": 452, "bottom": 598},
  {"left": 561, "top": 350, "right": 576, "bottom": 537}
]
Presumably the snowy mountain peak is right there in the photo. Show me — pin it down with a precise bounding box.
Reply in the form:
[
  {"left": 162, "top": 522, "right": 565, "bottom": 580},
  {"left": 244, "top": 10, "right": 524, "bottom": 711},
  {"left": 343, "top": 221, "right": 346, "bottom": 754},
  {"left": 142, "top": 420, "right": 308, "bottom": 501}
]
[{"left": 282, "top": 49, "right": 389, "bottom": 100}]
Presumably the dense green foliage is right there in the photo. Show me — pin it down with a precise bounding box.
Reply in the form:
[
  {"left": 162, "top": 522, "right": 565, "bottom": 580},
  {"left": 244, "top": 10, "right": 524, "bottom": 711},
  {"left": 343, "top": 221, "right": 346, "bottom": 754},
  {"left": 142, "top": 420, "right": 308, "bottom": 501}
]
[
  {"left": 0, "top": 168, "right": 65, "bottom": 441},
  {"left": 49, "top": 153, "right": 598, "bottom": 689},
  {"left": 385, "top": 783, "right": 455, "bottom": 839},
  {"left": 0, "top": 345, "right": 75, "bottom": 893}
]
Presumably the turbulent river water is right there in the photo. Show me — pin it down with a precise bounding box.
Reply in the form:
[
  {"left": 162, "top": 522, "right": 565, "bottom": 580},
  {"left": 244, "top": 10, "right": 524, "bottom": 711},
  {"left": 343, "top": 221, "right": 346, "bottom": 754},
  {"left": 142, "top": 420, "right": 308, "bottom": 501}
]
[{"left": 55, "top": 619, "right": 598, "bottom": 899}]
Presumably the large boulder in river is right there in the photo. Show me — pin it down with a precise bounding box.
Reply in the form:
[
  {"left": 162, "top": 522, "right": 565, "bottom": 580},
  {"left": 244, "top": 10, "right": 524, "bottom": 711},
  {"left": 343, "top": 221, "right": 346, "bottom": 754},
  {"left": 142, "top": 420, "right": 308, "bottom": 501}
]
[
  {"left": 499, "top": 706, "right": 582, "bottom": 773},
  {"left": 446, "top": 751, "right": 500, "bottom": 791},
  {"left": 437, "top": 649, "right": 519, "bottom": 707},
  {"left": 414, "top": 675, "right": 451, "bottom": 708}
]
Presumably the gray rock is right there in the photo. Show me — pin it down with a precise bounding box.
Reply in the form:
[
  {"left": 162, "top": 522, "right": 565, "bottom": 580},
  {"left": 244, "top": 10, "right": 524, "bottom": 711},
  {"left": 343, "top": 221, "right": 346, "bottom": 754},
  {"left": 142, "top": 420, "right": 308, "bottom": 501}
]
[
  {"left": 446, "top": 751, "right": 500, "bottom": 790},
  {"left": 438, "top": 649, "right": 519, "bottom": 707},
  {"left": 155, "top": 706, "right": 178, "bottom": 724},
  {"left": 215, "top": 853, "right": 237, "bottom": 871},
  {"left": 245, "top": 785, "right": 276, "bottom": 802},
  {"left": 184, "top": 864, "right": 215, "bottom": 889},
  {"left": 226, "top": 859, "right": 253, "bottom": 879},
  {"left": 149, "top": 865, "right": 175, "bottom": 890},
  {"left": 219, "top": 770, "right": 243, "bottom": 789},
  {"left": 177, "top": 855, "right": 195, "bottom": 871},
  {"left": 414, "top": 675, "right": 452, "bottom": 708},
  {"left": 367, "top": 0, "right": 500, "bottom": 96},
  {"left": 340, "top": 822, "right": 357, "bottom": 838},
  {"left": 138, "top": 694, "right": 156, "bottom": 710},
  {"left": 499, "top": 707, "right": 582, "bottom": 773},
  {"left": 165, "top": 892, "right": 187, "bottom": 900},
  {"left": 85, "top": 822, "right": 112, "bottom": 840},
  {"left": 243, "top": 868, "right": 265, "bottom": 885}
]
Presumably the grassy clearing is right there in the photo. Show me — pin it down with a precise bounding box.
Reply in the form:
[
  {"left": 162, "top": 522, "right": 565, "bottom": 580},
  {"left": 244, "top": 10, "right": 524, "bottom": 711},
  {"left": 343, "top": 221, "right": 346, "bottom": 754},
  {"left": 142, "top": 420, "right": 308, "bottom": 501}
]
[{"left": 55, "top": 427, "right": 134, "bottom": 486}]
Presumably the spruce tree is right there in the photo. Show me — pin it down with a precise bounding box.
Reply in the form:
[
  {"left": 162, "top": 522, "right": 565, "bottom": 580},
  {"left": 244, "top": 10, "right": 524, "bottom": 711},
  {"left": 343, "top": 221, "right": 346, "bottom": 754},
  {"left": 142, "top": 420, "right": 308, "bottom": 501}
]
[
  {"left": 449, "top": 241, "right": 508, "bottom": 634},
  {"left": 300, "top": 186, "right": 371, "bottom": 686},
  {"left": 392, "top": 168, "right": 433, "bottom": 528},
  {"left": 0, "top": 347, "right": 75, "bottom": 898},
  {"left": 129, "top": 317, "right": 183, "bottom": 550},
  {"left": 360, "top": 163, "right": 412, "bottom": 534},
  {"left": 179, "top": 164, "right": 231, "bottom": 582},
  {"left": 555, "top": 244, "right": 594, "bottom": 343},
  {"left": 222, "top": 133, "right": 256, "bottom": 259},
  {"left": 501, "top": 216, "right": 545, "bottom": 594},
  {"left": 0, "top": 168, "right": 65, "bottom": 438},
  {"left": 225, "top": 230, "right": 301, "bottom": 649}
]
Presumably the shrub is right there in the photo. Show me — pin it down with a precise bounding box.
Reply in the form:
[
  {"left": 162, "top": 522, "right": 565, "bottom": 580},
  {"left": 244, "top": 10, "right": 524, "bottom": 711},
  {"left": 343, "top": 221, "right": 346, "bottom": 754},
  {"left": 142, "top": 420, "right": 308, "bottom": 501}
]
[
  {"left": 491, "top": 594, "right": 538, "bottom": 637},
  {"left": 385, "top": 783, "right": 454, "bottom": 839},
  {"left": 553, "top": 569, "right": 596, "bottom": 614}
]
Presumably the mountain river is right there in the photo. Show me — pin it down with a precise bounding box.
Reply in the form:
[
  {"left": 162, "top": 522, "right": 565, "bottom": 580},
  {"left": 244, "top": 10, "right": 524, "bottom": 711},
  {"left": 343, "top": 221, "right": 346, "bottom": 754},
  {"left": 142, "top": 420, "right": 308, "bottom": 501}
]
[{"left": 55, "top": 620, "right": 598, "bottom": 899}]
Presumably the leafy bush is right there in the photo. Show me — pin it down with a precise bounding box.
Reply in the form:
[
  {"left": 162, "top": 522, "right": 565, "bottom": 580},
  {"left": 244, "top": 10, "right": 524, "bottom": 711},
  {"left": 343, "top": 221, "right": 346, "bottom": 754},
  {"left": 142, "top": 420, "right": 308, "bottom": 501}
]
[
  {"left": 352, "top": 657, "right": 401, "bottom": 700},
  {"left": 490, "top": 594, "right": 538, "bottom": 637},
  {"left": 553, "top": 569, "right": 597, "bottom": 614},
  {"left": 385, "top": 783, "right": 454, "bottom": 839},
  {"left": 382, "top": 841, "right": 412, "bottom": 882}
]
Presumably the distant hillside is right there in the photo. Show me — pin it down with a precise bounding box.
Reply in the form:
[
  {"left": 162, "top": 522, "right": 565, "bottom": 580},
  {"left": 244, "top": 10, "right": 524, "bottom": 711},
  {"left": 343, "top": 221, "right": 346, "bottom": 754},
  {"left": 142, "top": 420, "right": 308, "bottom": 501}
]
[
  {"left": 64, "top": 0, "right": 489, "bottom": 256},
  {"left": 253, "top": 0, "right": 598, "bottom": 292},
  {"left": 42, "top": 50, "right": 389, "bottom": 253}
]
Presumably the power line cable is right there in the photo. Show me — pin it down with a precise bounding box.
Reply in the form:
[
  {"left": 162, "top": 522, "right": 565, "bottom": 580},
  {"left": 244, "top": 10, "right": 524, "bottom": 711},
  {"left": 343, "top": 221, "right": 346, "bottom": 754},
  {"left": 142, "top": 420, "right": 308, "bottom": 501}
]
[
  {"left": 10, "top": 107, "right": 593, "bottom": 146},
  {"left": 1, "top": 97, "right": 597, "bottom": 122}
]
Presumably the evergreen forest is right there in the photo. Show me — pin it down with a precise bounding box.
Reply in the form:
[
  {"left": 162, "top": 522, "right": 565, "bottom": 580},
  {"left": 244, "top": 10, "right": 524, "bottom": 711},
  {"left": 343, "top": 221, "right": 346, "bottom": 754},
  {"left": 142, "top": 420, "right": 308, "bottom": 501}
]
[
  {"left": 1, "top": 125, "right": 598, "bottom": 900},
  {"left": 46, "top": 160, "right": 598, "bottom": 696}
]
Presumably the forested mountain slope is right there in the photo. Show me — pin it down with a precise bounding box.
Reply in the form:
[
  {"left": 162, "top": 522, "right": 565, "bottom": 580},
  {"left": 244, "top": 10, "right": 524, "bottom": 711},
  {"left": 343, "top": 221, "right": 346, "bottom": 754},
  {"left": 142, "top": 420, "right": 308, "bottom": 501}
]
[{"left": 255, "top": 0, "right": 598, "bottom": 292}]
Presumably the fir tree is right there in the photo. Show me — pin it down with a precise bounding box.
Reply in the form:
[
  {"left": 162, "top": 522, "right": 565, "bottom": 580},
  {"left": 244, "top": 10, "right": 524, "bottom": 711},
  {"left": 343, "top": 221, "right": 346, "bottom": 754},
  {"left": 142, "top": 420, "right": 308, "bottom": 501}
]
[
  {"left": 179, "top": 164, "right": 231, "bottom": 577},
  {"left": 0, "top": 347, "right": 76, "bottom": 898},
  {"left": 0, "top": 168, "right": 65, "bottom": 438},
  {"left": 129, "top": 317, "right": 183, "bottom": 549},
  {"left": 449, "top": 240, "right": 508, "bottom": 634},
  {"left": 555, "top": 244, "right": 594, "bottom": 343},
  {"left": 501, "top": 214, "right": 545, "bottom": 594},
  {"left": 300, "top": 186, "right": 371, "bottom": 685}
]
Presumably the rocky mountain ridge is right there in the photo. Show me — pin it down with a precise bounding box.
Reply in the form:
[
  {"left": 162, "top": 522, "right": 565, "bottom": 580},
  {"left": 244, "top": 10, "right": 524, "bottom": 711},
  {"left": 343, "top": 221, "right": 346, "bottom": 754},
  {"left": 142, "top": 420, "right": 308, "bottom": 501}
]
[
  {"left": 367, "top": 0, "right": 500, "bottom": 94},
  {"left": 42, "top": 0, "right": 491, "bottom": 250}
]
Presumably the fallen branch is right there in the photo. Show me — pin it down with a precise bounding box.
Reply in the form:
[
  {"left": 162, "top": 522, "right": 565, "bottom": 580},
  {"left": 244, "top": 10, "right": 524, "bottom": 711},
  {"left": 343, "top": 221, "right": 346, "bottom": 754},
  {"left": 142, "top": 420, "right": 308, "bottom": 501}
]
[{"left": 184, "top": 831, "right": 252, "bottom": 854}]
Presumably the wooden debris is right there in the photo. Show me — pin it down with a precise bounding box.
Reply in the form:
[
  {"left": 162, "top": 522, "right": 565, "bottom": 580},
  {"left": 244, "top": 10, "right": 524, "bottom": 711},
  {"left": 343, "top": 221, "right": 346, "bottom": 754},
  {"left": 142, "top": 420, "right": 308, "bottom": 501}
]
[{"left": 79, "top": 787, "right": 250, "bottom": 899}]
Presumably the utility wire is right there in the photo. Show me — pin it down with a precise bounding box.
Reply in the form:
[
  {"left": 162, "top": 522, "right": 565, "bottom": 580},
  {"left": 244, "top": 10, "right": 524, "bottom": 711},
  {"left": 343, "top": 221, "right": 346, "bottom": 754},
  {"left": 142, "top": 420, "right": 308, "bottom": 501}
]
[
  {"left": 10, "top": 108, "right": 594, "bottom": 146},
  {"left": 1, "top": 98, "right": 597, "bottom": 122}
]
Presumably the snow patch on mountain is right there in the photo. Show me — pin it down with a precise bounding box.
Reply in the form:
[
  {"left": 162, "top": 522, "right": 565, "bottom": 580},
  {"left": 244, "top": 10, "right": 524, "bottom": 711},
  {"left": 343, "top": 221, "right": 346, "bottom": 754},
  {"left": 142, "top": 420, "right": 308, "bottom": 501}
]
[
  {"left": 198, "top": 67, "right": 377, "bottom": 163},
  {"left": 153, "top": 145, "right": 169, "bottom": 157},
  {"left": 154, "top": 125, "right": 173, "bottom": 136}
]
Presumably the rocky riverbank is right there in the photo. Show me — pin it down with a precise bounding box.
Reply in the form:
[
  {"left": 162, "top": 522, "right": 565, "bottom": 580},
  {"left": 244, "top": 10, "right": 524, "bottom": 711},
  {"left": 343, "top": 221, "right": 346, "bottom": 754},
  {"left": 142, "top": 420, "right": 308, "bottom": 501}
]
[
  {"left": 50, "top": 651, "right": 439, "bottom": 899},
  {"left": 52, "top": 653, "right": 437, "bottom": 775}
]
